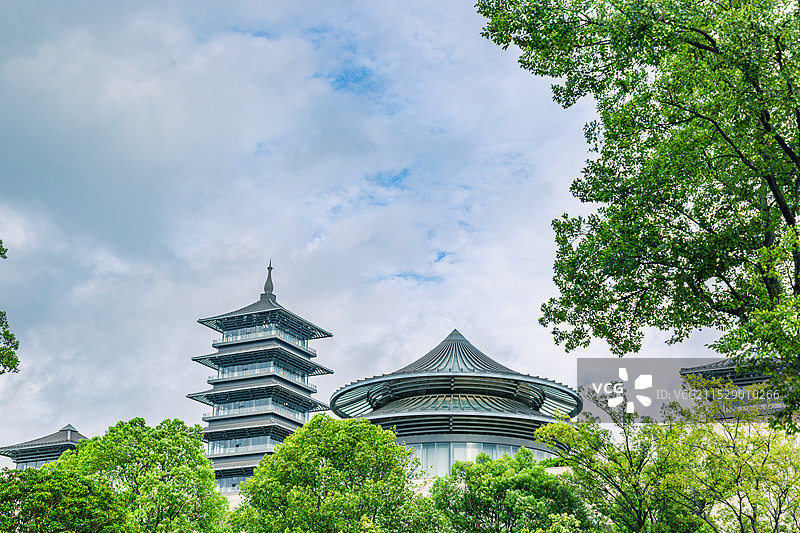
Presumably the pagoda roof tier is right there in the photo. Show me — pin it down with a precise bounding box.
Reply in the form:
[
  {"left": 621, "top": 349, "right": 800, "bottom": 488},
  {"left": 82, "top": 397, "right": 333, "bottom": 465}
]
[
  {"left": 212, "top": 458, "right": 260, "bottom": 476},
  {"left": 192, "top": 346, "right": 332, "bottom": 376},
  {"left": 199, "top": 292, "right": 331, "bottom": 340},
  {"left": 203, "top": 418, "right": 298, "bottom": 441},
  {"left": 0, "top": 424, "right": 86, "bottom": 460},
  {"left": 188, "top": 381, "right": 329, "bottom": 411},
  {"left": 367, "top": 411, "right": 556, "bottom": 440},
  {"left": 331, "top": 330, "right": 581, "bottom": 419}
]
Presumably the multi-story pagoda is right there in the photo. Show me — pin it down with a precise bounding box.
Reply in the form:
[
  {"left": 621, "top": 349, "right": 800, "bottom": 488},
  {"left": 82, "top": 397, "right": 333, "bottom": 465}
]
[
  {"left": 188, "top": 263, "right": 332, "bottom": 493},
  {"left": 330, "top": 329, "right": 581, "bottom": 476}
]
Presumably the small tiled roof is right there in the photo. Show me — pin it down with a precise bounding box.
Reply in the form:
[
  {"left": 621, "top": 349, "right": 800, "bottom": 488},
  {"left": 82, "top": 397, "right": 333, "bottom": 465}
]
[
  {"left": 679, "top": 358, "right": 738, "bottom": 374},
  {"left": 680, "top": 358, "right": 771, "bottom": 385},
  {"left": 0, "top": 424, "right": 86, "bottom": 455}
]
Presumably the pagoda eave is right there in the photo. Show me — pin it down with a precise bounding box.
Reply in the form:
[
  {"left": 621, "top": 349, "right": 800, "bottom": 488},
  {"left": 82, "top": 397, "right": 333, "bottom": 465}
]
[
  {"left": 199, "top": 308, "right": 331, "bottom": 340},
  {"left": 192, "top": 348, "right": 333, "bottom": 376},
  {"left": 188, "top": 384, "right": 330, "bottom": 411}
]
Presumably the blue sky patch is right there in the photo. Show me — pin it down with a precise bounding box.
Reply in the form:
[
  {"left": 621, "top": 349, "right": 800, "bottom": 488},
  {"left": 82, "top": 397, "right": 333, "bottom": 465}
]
[
  {"left": 380, "top": 272, "right": 444, "bottom": 285},
  {"left": 434, "top": 251, "right": 454, "bottom": 263},
  {"left": 367, "top": 168, "right": 409, "bottom": 189},
  {"left": 227, "top": 25, "right": 274, "bottom": 40},
  {"left": 327, "top": 66, "right": 383, "bottom": 97}
]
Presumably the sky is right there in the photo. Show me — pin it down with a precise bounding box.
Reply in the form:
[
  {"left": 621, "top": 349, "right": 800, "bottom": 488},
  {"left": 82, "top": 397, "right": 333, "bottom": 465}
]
[{"left": 0, "top": 1, "right": 719, "bottom": 467}]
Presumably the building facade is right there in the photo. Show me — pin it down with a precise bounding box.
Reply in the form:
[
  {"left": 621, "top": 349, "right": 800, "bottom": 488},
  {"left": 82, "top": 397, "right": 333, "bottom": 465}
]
[
  {"left": 188, "top": 264, "right": 332, "bottom": 492},
  {"left": 330, "top": 329, "right": 582, "bottom": 476},
  {"left": 0, "top": 424, "right": 86, "bottom": 469}
]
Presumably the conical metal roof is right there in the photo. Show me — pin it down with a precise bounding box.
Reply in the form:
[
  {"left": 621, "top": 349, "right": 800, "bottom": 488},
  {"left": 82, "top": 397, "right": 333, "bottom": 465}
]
[
  {"left": 394, "top": 329, "right": 518, "bottom": 375},
  {"left": 330, "top": 330, "right": 582, "bottom": 424}
]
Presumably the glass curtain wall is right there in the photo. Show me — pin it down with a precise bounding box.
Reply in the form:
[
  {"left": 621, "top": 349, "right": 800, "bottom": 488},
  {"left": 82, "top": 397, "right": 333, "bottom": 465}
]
[{"left": 407, "top": 442, "right": 553, "bottom": 477}]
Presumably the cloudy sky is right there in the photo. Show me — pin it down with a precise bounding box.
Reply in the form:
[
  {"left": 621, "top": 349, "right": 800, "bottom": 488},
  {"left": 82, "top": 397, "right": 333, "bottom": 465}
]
[{"left": 0, "top": 1, "right": 718, "bottom": 466}]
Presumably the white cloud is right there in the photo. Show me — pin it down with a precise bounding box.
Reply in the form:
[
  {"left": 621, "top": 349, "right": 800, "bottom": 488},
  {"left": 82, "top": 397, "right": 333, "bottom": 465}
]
[{"left": 0, "top": 1, "right": 719, "bottom": 469}]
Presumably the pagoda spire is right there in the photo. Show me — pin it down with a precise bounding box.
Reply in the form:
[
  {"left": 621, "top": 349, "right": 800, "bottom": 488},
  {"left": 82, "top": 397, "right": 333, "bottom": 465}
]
[{"left": 264, "top": 260, "right": 274, "bottom": 294}]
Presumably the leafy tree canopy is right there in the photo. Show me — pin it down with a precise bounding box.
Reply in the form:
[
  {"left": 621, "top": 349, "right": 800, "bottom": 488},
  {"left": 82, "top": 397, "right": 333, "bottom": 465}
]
[
  {"left": 69, "top": 418, "right": 228, "bottom": 533},
  {"left": 431, "top": 448, "right": 596, "bottom": 533},
  {"left": 0, "top": 239, "right": 19, "bottom": 375},
  {"left": 530, "top": 513, "right": 583, "bottom": 533},
  {"left": 234, "top": 414, "right": 425, "bottom": 533},
  {"left": 664, "top": 377, "right": 800, "bottom": 532},
  {"left": 477, "top": 0, "right": 800, "bottom": 425},
  {"left": 536, "top": 381, "right": 800, "bottom": 533},
  {"left": 0, "top": 461, "right": 127, "bottom": 533},
  {"left": 535, "top": 405, "right": 703, "bottom": 533}
]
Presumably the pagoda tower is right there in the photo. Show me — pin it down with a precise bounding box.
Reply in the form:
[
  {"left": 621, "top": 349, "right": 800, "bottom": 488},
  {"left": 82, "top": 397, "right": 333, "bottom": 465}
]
[
  {"left": 330, "top": 329, "right": 581, "bottom": 476},
  {"left": 188, "top": 263, "right": 332, "bottom": 493}
]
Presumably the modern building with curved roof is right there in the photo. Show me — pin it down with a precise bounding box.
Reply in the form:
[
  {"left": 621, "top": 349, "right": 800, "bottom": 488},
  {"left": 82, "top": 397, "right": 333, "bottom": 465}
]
[{"left": 330, "top": 329, "right": 581, "bottom": 476}]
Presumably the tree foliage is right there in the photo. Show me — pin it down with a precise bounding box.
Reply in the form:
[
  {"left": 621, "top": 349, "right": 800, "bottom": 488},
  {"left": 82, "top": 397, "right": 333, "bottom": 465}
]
[
  {"left": 234, "top": 414, "right": 423, "bottom": 533},
  {"left": 0, "top": 239, "right": 19, "bottom": 375},
  {"left": 70, "top": 418, "right": 228, "bottom": 533},
  {"left": 534, "top": 400, "right": 693, "bottom": 533},
  {"left": 431, "top": 448, "right": 595, "bottom": 533},
  {"left": 0, "top": 461, "right": 128, "bottom": 533},
  {"left": 664, "top": 378, "right": 800, "bottom": 533},
  {"left": 530, "top": 513, "right": 583, "bottom": 533},
  {"left": 477, "top": 0, "right": 800, "bottom": 424},
  {"left": 536, "top": 381, "right": 800, "bottom": 532}
]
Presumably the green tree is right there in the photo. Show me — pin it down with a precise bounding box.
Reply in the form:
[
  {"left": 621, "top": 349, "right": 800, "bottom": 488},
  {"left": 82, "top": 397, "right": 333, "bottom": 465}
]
[
  {"left": 530, "top": 513, "right": 582, "bottom": 533},
  {"left": 431, "top": 448, "right": 595, "bottom": 533},
  {"left": 663, "top": 378, "right": 800, "bottom": 533},
  {"left": 0, "top": 461, "right": 128, "bottom": 533},
  {"left": 477, "top": 0, "right": 800, "bottom": 427},
  {"left": 0, "top": 239, "right": 19, "bottom": 375},
  {"left": 536, "top": 381, "right": 800, "bottom": 532},
  {"left": 233, "top": 414, "right": 421, "bottom": 533},
  {"left": 70, "top": 418, "right": 228, "bottom": 533},
  {"left": 534, "top": 394, "right": 706, "bottom": 533}
]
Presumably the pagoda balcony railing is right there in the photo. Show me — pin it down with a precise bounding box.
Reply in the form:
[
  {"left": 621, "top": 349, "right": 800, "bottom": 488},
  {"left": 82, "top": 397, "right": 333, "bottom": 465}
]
[
  {"left": 212, "top": 326, "right": 316, "bottom": 355},
  {"left": 209, "top": 365, "right": 316, "bottom": 392},
  {"left": 203, "top": 403, "right": 308, "bottom": 424},
  {"left": 207, "top": 442, "right": 276, "bottom": 457}
]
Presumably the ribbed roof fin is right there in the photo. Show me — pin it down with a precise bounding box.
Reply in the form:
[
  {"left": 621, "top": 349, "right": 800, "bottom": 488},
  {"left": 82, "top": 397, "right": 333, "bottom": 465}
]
[{"left": 445, "top": 329, "right": 465, "bottom": 341}]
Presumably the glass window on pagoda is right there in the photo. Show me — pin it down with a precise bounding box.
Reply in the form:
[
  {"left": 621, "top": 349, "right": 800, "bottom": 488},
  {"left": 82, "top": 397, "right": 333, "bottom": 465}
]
[{"left": 216, "top": 361, "right": 309, "bottom": 386}]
